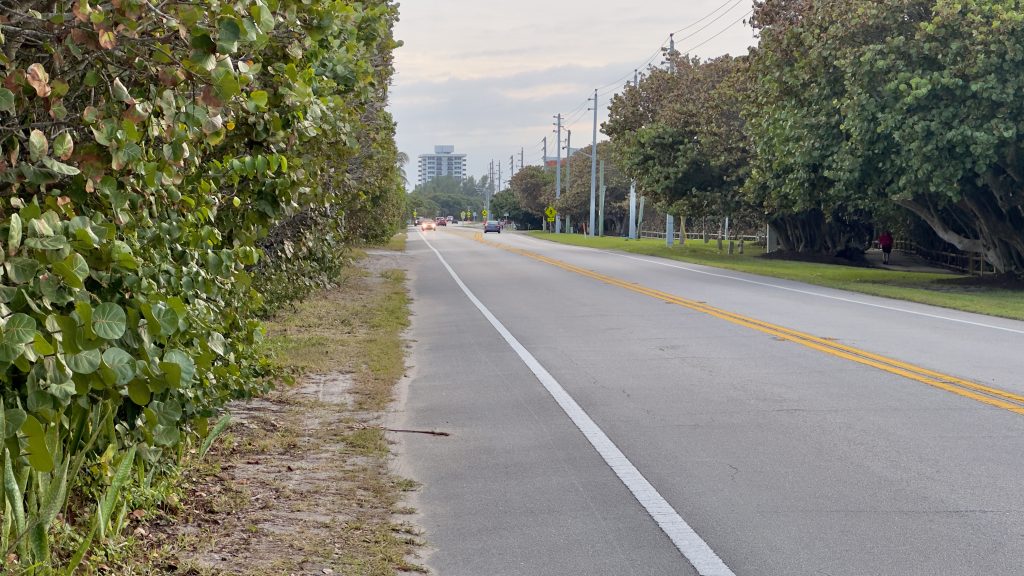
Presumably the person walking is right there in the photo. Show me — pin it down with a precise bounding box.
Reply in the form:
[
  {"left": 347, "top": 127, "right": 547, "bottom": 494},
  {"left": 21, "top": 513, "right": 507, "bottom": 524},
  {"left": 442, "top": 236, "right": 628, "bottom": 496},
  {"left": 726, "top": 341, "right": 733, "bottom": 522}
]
[{"left": 879, "top": 230, "right": 894, "bottom": 264}]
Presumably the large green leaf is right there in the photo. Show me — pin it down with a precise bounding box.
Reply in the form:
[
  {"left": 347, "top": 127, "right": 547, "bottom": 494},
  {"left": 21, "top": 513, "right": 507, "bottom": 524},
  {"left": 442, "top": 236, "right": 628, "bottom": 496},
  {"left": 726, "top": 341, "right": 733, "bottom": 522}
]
[
  {"left": 127, "top": 380, "right": 150, "bottom": 406},
  {"left": 5, "top": 258, "right": 38, "bottom": 284},
  {"left": 153, "top": 424, "right": 180, "bottom": 446},
  {"left": 32, "top": 332, "right": 54, "bottom": 356},
  {"left": 4, "top": 407, "right": 27, "bottom": 438},
  {"left": 28, "top": 129, "right": 47, "bottom": 161},
  {"left": 53, "top": 132, "right": 74, "bottom": 160},
  {"left": 217, "top": 17, "right": 241, "bottom": 53},
  {"left": 149, "top": 302, "right": 179, "bottom": 336},
  {"left": 47, "top": 315, "right": 81, "bottom": 353},
  {"left": 52, "top": 260, "right": 85, "bottom": 289},
  {"left": 41, "top": 156, "right": 80, "bottom": 176},
  {"left": 158, "top": 361, "right": 181, "bottom": 388},
  {"left": 24, "top": 234, "right": 69, "bottom": 250},
  {"left": 4, "top": 313, "right": 36, "bottom": 344},
  {"left": 92, "top": 303, "right": 126, "bottom": 340},
  {"left": 67, "top": 349, "right": 101, "bottom": 374},
  {"left": 100, "top": 347, "right": 136, "bottom": 386},
  {"left": 0, "top": 88, "right": 14, "bottom": 112},
  {"left": 20, "top": 415, "right": 54, "bottom": 473}
]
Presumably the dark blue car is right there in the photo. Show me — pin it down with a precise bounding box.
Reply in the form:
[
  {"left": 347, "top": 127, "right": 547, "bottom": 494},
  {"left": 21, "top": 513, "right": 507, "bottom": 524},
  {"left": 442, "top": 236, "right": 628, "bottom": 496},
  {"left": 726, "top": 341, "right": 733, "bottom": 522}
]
[{"left": 484, "top": 220, "right": 501, "bottom": 233}]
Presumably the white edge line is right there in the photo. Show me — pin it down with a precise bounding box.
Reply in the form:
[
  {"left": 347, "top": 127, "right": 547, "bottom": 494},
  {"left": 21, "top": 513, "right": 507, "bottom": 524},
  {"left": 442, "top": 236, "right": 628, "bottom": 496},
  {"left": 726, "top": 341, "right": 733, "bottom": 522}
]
[
  {"left": 516, "top": 236, "right": 1024, "bottom": 336},
  {"left": 418, "top": 231, "right": 736, "bottom": 576}
]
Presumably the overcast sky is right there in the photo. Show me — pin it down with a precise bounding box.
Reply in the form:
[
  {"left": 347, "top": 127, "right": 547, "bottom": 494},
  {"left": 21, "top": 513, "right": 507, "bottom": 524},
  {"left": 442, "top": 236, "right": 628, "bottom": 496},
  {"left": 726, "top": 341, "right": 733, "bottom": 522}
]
[{"left": 390, "top": 0, "right": 758, "bottom": 188}]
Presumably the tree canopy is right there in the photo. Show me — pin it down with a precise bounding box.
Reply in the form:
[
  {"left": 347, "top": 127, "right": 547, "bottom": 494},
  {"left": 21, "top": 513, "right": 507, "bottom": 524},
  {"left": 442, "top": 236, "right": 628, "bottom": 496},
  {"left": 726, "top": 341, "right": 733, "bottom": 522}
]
[
  {"left": 746, "top": 0, "right": 1024, "bottom": 270},
  {"left": 602, "top": 0, "right": 1024, "bottom": 273}
]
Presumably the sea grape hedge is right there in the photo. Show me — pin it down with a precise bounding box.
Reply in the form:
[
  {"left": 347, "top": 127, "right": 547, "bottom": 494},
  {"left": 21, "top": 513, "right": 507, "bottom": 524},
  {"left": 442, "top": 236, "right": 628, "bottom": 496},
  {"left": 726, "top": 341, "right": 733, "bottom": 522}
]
[{"left": 0, "top": 0, "right": 403, "bottom": 569}]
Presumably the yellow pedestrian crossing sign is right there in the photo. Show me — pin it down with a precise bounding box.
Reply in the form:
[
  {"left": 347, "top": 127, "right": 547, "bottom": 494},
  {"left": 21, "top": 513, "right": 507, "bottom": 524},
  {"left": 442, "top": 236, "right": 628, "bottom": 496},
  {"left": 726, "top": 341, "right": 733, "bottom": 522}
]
[{"left": 482, "top": 209, "right": 488, "bottom": 218}]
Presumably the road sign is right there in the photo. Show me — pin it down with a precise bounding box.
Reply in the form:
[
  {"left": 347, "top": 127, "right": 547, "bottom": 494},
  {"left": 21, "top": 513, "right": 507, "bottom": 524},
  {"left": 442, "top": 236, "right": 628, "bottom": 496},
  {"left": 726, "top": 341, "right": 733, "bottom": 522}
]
[
  {"left": 482, "top": 209, "right": 488, "bottom": 218},
  {"left": 544, "top": 206, "right": 556, "bottom": 218}
]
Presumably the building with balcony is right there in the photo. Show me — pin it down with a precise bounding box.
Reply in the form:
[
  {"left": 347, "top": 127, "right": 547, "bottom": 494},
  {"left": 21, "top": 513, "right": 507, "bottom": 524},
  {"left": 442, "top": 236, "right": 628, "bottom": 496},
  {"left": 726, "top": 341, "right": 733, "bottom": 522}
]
[{"left": 417, "top": 145, "right": 467, "bottom": 186}]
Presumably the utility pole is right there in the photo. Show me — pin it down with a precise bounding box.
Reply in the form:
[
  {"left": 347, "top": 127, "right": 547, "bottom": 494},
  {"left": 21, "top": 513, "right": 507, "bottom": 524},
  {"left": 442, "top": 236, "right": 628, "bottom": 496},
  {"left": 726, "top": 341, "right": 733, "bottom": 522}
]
[
  {"left": 566, "top": 129, "right": 572, "bottom": 185},
  {"left": 665, "top": 34, "right": 677, "bottom": 245},
  {"left": 666, "top": 33, "right": 678, "bottom": 71},
  {"left": 542, "top": 137, "right": 547, "bottom": 167},
  {"left": 553, "top": 113, "right": 563, "bottom": 233},
  {"left": 589, "top": 88, "right": 598, "bottom": 237},
  {"left": 598, "top": 159, "right": 606, "bottom": 237},
  {"left": 520, "top": 147, "right": 524, "bottom": 170},
  {"left": 498, "top": 161, "right": 502, "bottom": 194},
  {"left": 487, "top": 160, "right": 494, "bottom": 214},
  {"left": 629, "top": 71, "right": 639, "bottom": 239},
  {"left": 628, "top": 181, "right": 637, "bottom": 240},
  {"left": 566, "top": 128, "right": 572, "bottom": 233}
]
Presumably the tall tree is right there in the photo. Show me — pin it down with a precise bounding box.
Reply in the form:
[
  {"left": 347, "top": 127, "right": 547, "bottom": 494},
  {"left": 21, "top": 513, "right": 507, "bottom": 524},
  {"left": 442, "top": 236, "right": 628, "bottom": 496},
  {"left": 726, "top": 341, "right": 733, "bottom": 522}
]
[
  {"left": 837, "top": 0, "right": 1024, "bottom": 273},
  {"left": 745, "top": 0, "right": 880, "bottom": 255},
  {"left": 509, "top": 166, "right": 554, "bottom": 217},
  {"left": 748, "top": 0, "right": 1024, "bottom": 272},
  {"left": 605, "top": 55, "right": 755, "bottom": 232},
  {"left": 560, "top": 143, "right": 632, "bottom": 233}
]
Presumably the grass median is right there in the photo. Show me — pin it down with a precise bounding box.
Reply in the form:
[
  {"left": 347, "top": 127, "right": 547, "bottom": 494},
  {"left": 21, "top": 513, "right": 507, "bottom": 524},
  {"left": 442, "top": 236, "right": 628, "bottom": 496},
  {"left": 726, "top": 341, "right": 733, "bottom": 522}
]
[{"left": 527, "top": 232, "right": 1024, "bottom": 321}]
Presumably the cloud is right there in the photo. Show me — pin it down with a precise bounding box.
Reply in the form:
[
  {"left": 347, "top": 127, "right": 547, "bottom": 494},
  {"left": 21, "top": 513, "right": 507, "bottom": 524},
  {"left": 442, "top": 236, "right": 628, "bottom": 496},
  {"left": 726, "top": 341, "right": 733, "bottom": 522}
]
[
  {"left": 391, "top": 0, "right": 758, "bottom": 182},
  {"left": 391, "top": 62, "right": 628, "bottom": 180}
]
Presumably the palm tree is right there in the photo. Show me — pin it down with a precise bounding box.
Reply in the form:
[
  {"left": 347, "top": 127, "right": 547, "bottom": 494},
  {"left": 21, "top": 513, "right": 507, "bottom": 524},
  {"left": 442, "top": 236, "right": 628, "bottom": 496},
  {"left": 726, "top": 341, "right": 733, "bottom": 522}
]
[{"left": 396, "top": 151, "right": 410, "bottom": 186}]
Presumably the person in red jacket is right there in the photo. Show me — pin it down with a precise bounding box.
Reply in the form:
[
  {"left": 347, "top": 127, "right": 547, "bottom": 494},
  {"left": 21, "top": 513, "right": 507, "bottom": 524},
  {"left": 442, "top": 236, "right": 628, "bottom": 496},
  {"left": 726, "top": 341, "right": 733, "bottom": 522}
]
[{"left": 879, "top": 230, "right": 894, "bottom": 264}]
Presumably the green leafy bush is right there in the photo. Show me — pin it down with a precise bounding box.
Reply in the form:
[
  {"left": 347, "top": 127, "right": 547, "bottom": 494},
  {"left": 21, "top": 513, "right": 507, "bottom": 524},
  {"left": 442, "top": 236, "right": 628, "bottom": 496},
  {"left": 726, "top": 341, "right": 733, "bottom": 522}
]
[{"left": 0, "top": 0, "right": 403, "bottom": 570}]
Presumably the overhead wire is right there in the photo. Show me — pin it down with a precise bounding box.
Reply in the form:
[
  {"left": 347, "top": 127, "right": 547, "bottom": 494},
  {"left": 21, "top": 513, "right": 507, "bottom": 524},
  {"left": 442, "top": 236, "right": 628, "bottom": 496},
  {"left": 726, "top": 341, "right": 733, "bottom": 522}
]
[
  {"left": 679, "top": 9, "right": 753, "bottom": 55},
  {"left": 673, "top": 0, "right": 748, "bottom": 47},
  {"left": 672, "top": 0, "right": 747, "bottom": 36},
  {"left": 524, "top": 1, "right": 755, "bottom": 167}
]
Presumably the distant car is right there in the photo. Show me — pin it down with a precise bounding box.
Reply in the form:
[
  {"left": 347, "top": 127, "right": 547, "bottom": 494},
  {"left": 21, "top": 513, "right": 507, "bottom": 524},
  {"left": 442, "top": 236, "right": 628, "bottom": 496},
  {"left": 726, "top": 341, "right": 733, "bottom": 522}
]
[
  {"left": 484, "top": 220, "right": 501, "bottom": 233},
  {"left": 446, "top": 216, "right": 454, "bottom": 223},
  {"left": 435, "top": 217, "right": 447, "bottom": 226},
  {"left": 421, "top": 220, "right": 436, "bottom": 231}
]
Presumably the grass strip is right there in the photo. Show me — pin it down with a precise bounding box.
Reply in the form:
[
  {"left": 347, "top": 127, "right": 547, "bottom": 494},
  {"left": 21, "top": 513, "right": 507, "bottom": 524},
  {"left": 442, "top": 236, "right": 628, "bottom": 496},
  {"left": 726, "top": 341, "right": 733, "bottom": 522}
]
[
  {"left": 528, "top": 232, "right": 1024, "bottom": 321},
  {"left": 107, "top": 233, "right": 422, "bottom": 575}
]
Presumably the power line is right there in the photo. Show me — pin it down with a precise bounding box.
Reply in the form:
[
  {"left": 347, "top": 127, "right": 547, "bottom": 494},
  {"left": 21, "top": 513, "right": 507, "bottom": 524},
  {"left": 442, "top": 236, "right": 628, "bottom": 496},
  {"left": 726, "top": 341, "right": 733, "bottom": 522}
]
[
  {"left": 672, "top": 0, "right": 745, "bottom": 35},
  {"left": 679, "top": 9, "right": 753, "bottom": 55},
  {"left": 522, "top": 2, "right": 756, "bottom": 169},
  {"left": 674, "top": 0, "right": 748, "bottom": 47},
  {"left": 593, "top": 36, "right": 671, "bottom": 93},
  {"left": 589, "top": 0, "right": 749, "bottom": 95}
]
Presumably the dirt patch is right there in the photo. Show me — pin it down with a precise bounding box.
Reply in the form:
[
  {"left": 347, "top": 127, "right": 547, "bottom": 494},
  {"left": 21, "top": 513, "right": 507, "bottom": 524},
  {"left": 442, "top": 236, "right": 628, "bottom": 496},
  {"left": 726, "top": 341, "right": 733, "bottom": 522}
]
[{"left": 123, "top": 245, "right": 426, "bottom": 575}]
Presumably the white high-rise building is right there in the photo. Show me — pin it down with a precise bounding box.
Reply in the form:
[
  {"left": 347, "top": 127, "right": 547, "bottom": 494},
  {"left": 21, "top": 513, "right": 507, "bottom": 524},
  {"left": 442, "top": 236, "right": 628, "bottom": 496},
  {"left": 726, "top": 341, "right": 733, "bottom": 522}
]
[{"left": 417, "top": 145, "right": 467, "bottom": 186}]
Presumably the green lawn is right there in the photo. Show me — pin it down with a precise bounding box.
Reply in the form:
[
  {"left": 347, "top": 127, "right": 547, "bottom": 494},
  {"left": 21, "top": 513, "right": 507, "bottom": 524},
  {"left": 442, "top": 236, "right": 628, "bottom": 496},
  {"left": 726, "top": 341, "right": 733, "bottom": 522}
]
[{"left": 527, "top": 232, "right": 1024, "bottom": 321}]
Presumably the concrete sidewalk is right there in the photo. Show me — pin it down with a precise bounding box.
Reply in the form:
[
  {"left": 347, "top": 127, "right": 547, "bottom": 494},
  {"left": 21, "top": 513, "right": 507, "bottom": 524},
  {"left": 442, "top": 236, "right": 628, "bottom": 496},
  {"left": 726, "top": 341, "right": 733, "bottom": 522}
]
[{"left": 863, "top": 248, "right": 960, "bottom": 275}]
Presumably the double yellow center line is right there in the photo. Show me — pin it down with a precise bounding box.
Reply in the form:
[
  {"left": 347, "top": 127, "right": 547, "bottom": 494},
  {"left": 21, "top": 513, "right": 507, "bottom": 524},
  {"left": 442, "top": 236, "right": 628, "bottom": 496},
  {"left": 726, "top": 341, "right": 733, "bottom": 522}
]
[{"left": 473, "top": 232, "right": 1024, "bottom": 416}]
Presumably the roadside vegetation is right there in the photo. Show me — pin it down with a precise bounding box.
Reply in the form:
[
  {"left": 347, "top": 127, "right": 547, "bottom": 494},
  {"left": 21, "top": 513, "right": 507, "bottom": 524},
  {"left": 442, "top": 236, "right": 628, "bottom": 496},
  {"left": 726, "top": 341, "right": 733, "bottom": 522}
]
[
  {"left": 105, "top": 242, "right": 423, "bottom": 574},
  {"left": 529, "top": 233, "right": 1024, "bottom": 321},
  {"left": 504, "top": 0, "right": 1024, "bottom": 278},
  {"left": 0, "top": 0, "right": 406, "bottom": 572}
]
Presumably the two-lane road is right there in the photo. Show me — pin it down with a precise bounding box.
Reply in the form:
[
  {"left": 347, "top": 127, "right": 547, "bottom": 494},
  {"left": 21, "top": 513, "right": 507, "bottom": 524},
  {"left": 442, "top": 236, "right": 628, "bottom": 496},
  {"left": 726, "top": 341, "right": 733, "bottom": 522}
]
[{"left": 393, "top": 227, "right": 1024, "bottom": 576}]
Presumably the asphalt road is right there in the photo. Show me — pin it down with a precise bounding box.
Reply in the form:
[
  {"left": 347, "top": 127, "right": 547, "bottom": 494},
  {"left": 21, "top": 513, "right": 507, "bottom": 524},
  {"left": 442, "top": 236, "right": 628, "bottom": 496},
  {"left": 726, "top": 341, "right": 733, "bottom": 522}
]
[{"left": 392, "top": 226, "right": 1024, "bottom": 576}]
